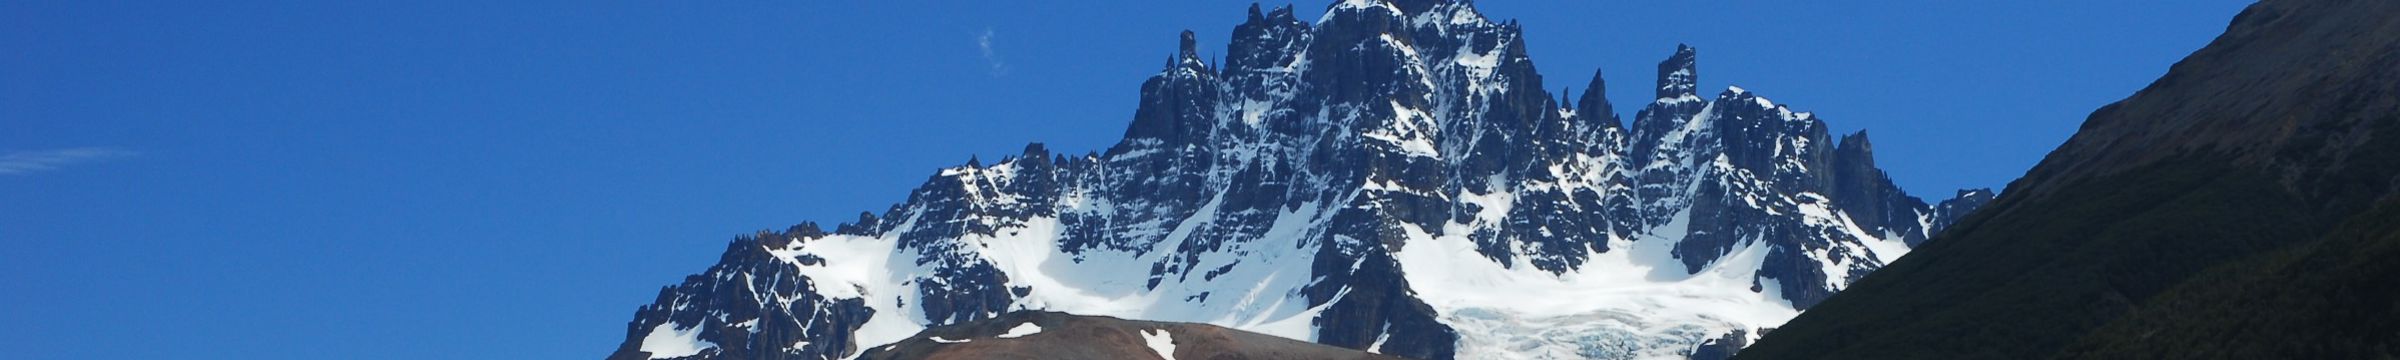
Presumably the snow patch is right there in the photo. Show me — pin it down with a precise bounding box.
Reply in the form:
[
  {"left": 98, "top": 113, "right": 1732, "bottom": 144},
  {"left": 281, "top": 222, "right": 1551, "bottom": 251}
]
[
  {"left": 1142, "top": 329, "right": 1178, "bottom": 360},
  {"left": 1361, "top": 101, "right": 1440, "bottom": 157},
  {"left": 639, "top": 322, "right": 718, "bottom": 359},
  {"left": 996, "top": 322, "right": 1044, "bottom": 339}
]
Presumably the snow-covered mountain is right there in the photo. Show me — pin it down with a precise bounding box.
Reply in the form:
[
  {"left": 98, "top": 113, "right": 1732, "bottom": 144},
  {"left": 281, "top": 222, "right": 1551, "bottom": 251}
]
[{"left": 605, "top": 1, "right": 1989, "bottom": 360}]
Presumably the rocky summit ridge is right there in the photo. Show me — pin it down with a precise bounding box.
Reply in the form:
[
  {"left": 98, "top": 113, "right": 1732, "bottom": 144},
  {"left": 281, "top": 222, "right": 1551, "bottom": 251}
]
[{"left": 607, "top": 1, "right": 1988, "bottom": 359}]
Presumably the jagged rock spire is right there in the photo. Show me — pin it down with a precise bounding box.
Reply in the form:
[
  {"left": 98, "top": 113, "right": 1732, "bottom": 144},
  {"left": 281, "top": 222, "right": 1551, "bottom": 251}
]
[
  {"left": 1656, "top": 44, "right": 1698, "bottom": 99},
  {"left": 1164, "top": 29, "right": 1212, "bottom": 72},
  {"left": 1577, "top": 68, "right": 1620, "bottom": 128},
  {"left": 1835, "top": 130, "right": 1876, "bottom": 169},
  {"left": 1178, "top": 30, "right": 1200, "bottom": 60},
  {"left": 1021, "top": 142, "right": 1052, "bottom": 160},
  {"left": 1245, "top": 3, "right": 1300, "bottom": 25},
  {"left": 1629, "top": 44, "right": 1709, "bottom": 163}
]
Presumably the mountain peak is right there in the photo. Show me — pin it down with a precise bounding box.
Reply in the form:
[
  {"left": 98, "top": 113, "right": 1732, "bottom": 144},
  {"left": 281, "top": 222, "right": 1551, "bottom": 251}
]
[
  {"left": 613, "top": 3, "right": 1976, "bottom": 360},
  {"left": 1245, "top": 3, "right": 1300, "bottom": 24},
  {"left": 1165, "top": 30, "right": 1208, "bottom": 71},
  {"left": 1178, "top": 30, "right": 1199, "bottom": 59},
  {"left": 1656, "top": 44, "right": 1699, "bottom": 99},
  {"left": 1020, "top": 142, "right": 1050, "bottom": 159},
  {"left": 1837, "top": 130, "right": 1875, "bottom": 162},
  {"left": 1577, "top": 68, "right": 1620, "bottom": 128}
]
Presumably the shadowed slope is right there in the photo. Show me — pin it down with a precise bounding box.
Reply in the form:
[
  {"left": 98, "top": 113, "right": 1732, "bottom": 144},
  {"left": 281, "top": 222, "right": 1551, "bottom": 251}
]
[{"left": 1738, "top": 0, "right": 2400, "bottom": 358}]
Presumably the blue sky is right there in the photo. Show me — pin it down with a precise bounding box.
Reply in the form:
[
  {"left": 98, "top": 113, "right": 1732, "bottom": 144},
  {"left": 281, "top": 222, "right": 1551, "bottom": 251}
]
[{"left": 2, "top": 1, "right": 2249, "bottom": 358}]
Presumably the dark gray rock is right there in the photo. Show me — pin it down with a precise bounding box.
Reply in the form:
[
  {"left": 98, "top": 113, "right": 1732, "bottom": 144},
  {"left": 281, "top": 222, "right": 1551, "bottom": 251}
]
[{"left": 611, "top": 2, "right": 1984, "bottom": 360}]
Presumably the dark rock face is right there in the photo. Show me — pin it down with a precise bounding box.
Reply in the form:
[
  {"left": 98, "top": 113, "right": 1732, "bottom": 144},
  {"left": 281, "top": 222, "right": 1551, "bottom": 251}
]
[
  {"left": 610, "top": 1, "right": 1986, "bottom": 360},
  {"left": 1309, "top": 248, "right": 1456, "bottom": 358},
  {"left": 1685, "top": 329, "right": 1750, "bottom": 360},
  {"left": 1927, "top": 188, "right": 1993, "bottom": 236},
  {"left": 608, "top": 228, "right": 878, "bottom": 360},
  {"left": 1738, "top": 0, "right": 2400, "bottom": 358},
  {"left": 1827, "top": 131, "right": 1939, "bottom": 246}
]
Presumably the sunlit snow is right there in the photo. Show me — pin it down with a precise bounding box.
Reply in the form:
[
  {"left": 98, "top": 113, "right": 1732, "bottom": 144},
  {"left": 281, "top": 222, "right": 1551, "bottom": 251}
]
[
  {"left": 996, "top": 322, "right": 1043, "bottom": 339},
  {"left": 1142, "top": 329, "right": 1178, "bottom": 360},
  {"left": 639, "top": 322, "right": 717, "bottom": 359}
]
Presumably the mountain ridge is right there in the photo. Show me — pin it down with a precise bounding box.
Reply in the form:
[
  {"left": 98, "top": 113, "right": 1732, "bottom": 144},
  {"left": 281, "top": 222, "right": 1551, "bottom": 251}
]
[{"left": 609, "top": 1, "right": 1991, "bottom": 359}]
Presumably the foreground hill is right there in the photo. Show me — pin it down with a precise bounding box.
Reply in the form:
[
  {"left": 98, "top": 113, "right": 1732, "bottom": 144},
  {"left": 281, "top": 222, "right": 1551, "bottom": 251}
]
[{"left": 1739, "top": 0, "right": 2400, "bottom": 358}]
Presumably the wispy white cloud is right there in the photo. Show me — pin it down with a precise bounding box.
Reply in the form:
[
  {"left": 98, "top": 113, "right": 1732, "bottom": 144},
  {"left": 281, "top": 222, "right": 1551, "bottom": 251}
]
[
  {"left": 978, "top": 28, "right": 1008, "bottom": 77},
  {"left": 0, "top": 147, "right": 136, "bottom": 175}
]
